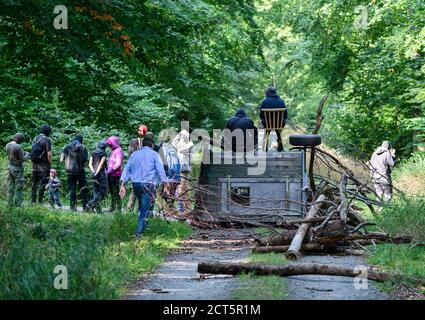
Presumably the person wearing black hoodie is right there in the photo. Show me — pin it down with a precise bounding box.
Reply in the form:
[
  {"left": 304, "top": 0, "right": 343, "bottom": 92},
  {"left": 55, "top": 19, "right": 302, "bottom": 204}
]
[
  {"left": 225, "top": 108, "right": 258, "bottom": 153},
  {"left": 87, "top": 141, "right": 108, "bottom": 213},
  {"left": 259, "top": 87, "right": 287, "bottom": 151},
  {"left": 31, "top": 124, "right": 53, "bottom": 204},
  {"left": 60, "top": 134, "right": 89, "bottom": 211}
]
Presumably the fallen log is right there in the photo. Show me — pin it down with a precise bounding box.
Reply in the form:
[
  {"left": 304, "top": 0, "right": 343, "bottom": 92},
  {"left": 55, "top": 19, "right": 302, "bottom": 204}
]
[
  {"left": 198, "top": 261, "right": 425, "bottom": 286},
  {"left": 255, "top": 229, "right": 301, "bottom": 246},
  {"left": 343, "top": 233, "right": 412, "bottom": 243},
  {"left": 253, "top": 243, "right": 322, "bottom": 254},
  {"left": 253, "top": 244, "right": 365, "bottom": 256},
  {"left": 286, "top": 195, "right": 326, "bottom": 259},
  {"left": 313, "top": 220, "right": 350, "bottom": 245}
]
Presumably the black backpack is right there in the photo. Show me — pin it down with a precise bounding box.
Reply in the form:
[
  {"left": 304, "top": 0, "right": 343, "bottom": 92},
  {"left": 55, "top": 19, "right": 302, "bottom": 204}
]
[{"left": 30, "top": 135, "right": 47, "bottom": 163}]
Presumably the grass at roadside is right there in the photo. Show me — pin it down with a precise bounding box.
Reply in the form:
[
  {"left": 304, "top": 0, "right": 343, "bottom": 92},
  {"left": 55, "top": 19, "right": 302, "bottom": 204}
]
[
  {"left": 0, "top": 204, "right": 192, "bottom": 299},
  {"left": 233, "top": 253, "right": 288, "bottom": 300},
  {"left": 367, "top": 244, "right": 425, "bottom": 297},
  {"left": 366, "top": 195, "right": 425, "bottom": 297}
]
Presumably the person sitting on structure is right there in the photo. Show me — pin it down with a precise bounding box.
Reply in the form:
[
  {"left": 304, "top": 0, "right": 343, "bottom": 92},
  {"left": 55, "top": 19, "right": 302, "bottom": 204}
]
[
  {"left": 369, "top": 141, "right": 396, "bottom": 202},
  {"left": 259, "top": 87, "right": 287, "bottom": 152},
  {"left": 224, "top": 108, "right": 258, "bottom": 153}
]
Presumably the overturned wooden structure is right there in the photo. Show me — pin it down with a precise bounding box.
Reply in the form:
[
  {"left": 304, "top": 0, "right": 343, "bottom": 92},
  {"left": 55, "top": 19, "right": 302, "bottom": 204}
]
[{"left": 195, "top": 150, "right": 308, "bottom": 224}]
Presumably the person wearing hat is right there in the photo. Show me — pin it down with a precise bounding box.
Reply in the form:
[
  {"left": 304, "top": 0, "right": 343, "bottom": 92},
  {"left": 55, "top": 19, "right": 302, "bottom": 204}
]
[
  {"left": 5, "top": 133, "right": 30, "bottom": 207},
  {"left": 127, "top": 124, "right": 149, "bottom": 211},
  {"left": 87, "top": 140, "right": 108, "bottom": 213},
  {"left": 369, "top": 141, "right": 396, "bottom": 202},
  {"left": 31, "top": 124, "right": 53, "bottom": 204},
  {"left": 48, "top": 168, "right": 62, "bottom": 209}
]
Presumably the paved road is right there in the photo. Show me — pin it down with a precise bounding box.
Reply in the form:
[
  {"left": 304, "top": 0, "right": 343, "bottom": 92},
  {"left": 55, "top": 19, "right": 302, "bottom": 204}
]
[
  {"left": 285, "top": 255, "right": 389, "bottom": 300},
  {"left": 125, "top": 230, "right": 389, "bottom": 300}
]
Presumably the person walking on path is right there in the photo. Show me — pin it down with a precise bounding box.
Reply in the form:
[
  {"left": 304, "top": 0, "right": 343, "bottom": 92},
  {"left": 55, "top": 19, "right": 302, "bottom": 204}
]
[
  {"left": 106, "top": 136, "right": 124, "bottom": 213},
  {"left": 119, "top": 139, "right": 169, "bottom": 238},
  {"left": 87, "top": 141, "right": 108, "bottom": 213},
  {"left": 369, "top": 141, "right": 396, "bottom": 202},
  {"left": 48, "top": 168, "right": 62, "bottom": 209},
  {"left": 31, "top": 124, "right": 53, "bottom": 204},
  {"left": 5, "top": 133, "right": 30, "bottom": 207},
  {"left": 127, "top": 124, "right": 148, "bottom": 211},
  {"left": 60, "top": 134, "right": 89, "bottom": 211},
  {"left": 172, "top": 128, "right": 194, "bottom": 213},
  {"left": 259, "top": 87, "right": 287, "bottom": 152}
]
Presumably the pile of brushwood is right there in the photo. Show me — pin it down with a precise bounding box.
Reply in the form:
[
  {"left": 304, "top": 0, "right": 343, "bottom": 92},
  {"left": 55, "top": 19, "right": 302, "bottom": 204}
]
[
  {"left": 253, "top": 173, "right": 412, "bottom": 259},
  {"left": 196, "top": 172, "right": 425, "bottom": 285}
]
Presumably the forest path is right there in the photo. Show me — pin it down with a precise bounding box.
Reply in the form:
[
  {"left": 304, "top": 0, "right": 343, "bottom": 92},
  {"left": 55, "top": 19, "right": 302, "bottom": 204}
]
[
  {"left": 125, "top": 229, "right": 253, "bottom": 300},
  {"left": 285, "top": 254, "right": 389, "bottom": 300},
  {"left": 124, "top": 229, "right": 389, "bottom": 300}
]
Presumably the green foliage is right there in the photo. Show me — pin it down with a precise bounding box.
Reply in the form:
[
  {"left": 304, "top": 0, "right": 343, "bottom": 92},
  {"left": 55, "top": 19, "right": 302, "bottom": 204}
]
[
  {"left": 256, "top": 0, "right": 425, "bottom": 159},
  {"left": 233, "top": 252, "right": 288, "bottom": 300},
  {"left": 233, "top": 274, "right": 288, "bottom": 300},
  {"left": 0, "top": 204, "right": 192, "bottom": 299},
  {"left": 249, "top": 253, "right": 287, "bottom": 265},
  {"left": 0, "top": 0, "right": 266, "bottom": 146},
  {"left": 375, "top": 197, "right": 425, "bottom": 243},
  {"left": 368, "top": 244, "right": 425, "bottom": 281}
]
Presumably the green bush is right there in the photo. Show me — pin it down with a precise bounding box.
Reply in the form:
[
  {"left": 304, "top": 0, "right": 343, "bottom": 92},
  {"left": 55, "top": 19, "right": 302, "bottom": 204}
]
[
  {"left": 0, "top": 204, "right": 192, "bottom": 299},
  {"left": 375, "top": 197, "right": 425, "bottom": 243}
]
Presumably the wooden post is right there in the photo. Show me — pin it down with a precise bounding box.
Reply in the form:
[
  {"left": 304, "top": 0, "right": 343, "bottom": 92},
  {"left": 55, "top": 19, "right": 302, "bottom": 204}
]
[{"left": 339, "top": 174, "right": 349, "bottom": 223}]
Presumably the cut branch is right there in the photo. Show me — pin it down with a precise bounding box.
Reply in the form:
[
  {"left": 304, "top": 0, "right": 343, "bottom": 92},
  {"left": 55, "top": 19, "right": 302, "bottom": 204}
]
[{"left": 286, "top": 194, "right": 326, "bottom": 259}]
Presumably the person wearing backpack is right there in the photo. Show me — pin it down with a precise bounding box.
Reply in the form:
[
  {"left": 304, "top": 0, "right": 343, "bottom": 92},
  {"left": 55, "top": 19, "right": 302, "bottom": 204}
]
[
  {"left": 5, "top": 133, "right": 30, "bottom": 207},
  {"left": 158, "top": 142, "right": 181, "bottom": 209},
  {"left": 60, "top": 134, "right": 89, "bottom": 211},
  {"left": 31, "top": 124, "right": 53, "bottom": 204}
]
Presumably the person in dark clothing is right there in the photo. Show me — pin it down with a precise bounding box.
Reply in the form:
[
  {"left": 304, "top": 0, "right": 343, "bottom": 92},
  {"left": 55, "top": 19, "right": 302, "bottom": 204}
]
[
  {"left": 6, "top": 133, "right": 30, "bottom": 207},
  {"left": 224, "top": 108, "right": 258, "bottom": 152},
  {"left": 60, "top": 134, "right": 89, "bottom": 211},
  {"left": 31, "top": 125, "right": 53, "bottom": 204},
  {"left": 87, "top": 141, "right": 108, "bottom": 213},
  {"left": 259, "top": 87, "right": 287, "bottom": 152}
]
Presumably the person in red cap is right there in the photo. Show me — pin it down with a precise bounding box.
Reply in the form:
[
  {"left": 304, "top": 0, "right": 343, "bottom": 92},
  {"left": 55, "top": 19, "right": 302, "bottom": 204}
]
[{"left": 127, "top": 124, "right": 148, "bottom": 211}]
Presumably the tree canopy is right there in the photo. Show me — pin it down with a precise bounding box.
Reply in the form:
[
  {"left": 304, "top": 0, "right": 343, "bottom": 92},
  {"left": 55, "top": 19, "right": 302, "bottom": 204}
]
[{"left": 1, "top": 0, "right": 424, "bottom": 159}]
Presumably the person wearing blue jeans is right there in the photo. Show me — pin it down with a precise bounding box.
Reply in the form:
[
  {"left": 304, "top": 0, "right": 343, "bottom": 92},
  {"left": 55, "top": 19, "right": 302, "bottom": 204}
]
[
  {"left": 132, "top": 183, "right": 156, "bottom": 235},
  {"left": 119, "top": 138, "right": 168, "bottom": 238}
]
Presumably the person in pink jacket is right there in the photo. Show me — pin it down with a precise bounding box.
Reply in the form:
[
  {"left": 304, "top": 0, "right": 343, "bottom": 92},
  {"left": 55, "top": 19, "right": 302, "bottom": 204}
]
[{"left": 106, "top": 136, "right": 124, "bottom": 212}]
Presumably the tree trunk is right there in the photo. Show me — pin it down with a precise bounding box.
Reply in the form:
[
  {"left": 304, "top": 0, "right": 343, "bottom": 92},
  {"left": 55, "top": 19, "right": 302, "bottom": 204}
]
[
  {"left": 314, "top": 220, "right": 350, "bottom": 245},
  {"left": 198, "top": 261, "right": 425, "bottom": 285},
  {"left": 253, "top": 243, "right": 322, "bottom": 254},
  {"left": 255, "top": 229, "right": 301, "bottom": 246},
  {"left": 286, "top": 195, "right": 326, "bottom": 259}
]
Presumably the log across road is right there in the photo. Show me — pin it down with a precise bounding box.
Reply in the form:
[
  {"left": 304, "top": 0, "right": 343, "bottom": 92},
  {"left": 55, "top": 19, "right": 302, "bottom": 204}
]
[{"left": 198, "top": 261, "right": 425, "bottom": 286}]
